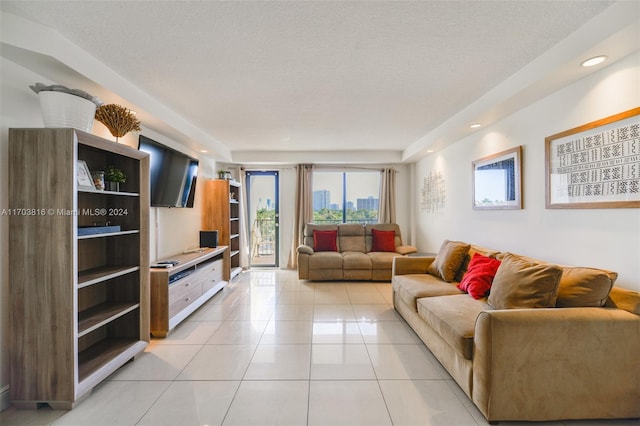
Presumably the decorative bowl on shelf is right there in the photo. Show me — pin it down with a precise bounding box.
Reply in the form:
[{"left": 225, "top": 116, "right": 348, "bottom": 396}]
[
  {"left": 30, "top": 82, "right": 102, "bottom": 132},
  {"left": 38, "top": 91, "right": 97, "bottom": 132}
]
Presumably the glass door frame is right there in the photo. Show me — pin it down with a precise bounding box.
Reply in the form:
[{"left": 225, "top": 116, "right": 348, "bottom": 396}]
[{"left": 245, "top": 170, "right": 279, "bottom": 267}]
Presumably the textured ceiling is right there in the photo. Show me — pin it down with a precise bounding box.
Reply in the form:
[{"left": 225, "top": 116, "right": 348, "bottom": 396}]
[{"left": 0, "top": 1, "right": 618, "bottom": 160}]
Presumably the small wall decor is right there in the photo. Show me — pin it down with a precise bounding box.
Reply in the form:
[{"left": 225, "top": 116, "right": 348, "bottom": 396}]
[
  {"left": 472, "top": 146, "right": 522, "bottom": 210},
  {"left": 420, "top": 171, "right": 446, "bottom": 213},
  {"left": 545, "top": 107, "right": 640, "bottom": 209}
]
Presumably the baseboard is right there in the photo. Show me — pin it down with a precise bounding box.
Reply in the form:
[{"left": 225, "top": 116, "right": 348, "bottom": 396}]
[{"left": 0, "top": 385, "right": 9, "bottom": 411}]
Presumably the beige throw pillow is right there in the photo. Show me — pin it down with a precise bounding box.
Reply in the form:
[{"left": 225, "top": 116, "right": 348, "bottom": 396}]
[
  {"left": 427, "top": 240, "right": 470, "bottom": 282},
  {"left": 488, "top": 253, "right": 563, "bottom": 309},
  {"left": 556, "top": 267, "right": 617, "bottom": 307}
]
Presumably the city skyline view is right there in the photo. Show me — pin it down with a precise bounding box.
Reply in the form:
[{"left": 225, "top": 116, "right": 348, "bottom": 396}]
[
  {"left": 313, "top": 171, "right": 380, "bottom": 208},
  {"left": 313, "top": 190, "right": 379, "bottom": 211}
]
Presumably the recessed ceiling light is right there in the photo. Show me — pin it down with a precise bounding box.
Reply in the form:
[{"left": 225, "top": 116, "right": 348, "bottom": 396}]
[
  {"left": 426, "top": 150, "right": 434, "bottom": 153},
  {"left": 469, "top": 123, "right": 481, "bottom": 129},
  {"left": 581, "top": 55, "right": 607, "bottom": 67},
  {"left": 199, "top": 149, "right": 208, "bottom": 153}
]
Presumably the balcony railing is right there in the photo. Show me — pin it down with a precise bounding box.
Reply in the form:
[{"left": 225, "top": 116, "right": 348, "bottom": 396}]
[
  {"left": 312, "top": 219, "right": 378, "bottom": 224},
  {"left": 252, "top": 218, "right": 275, "bottom": 258}
]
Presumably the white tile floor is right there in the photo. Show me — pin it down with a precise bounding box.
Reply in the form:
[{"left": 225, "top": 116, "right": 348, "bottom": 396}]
[{"left": 2, "top": 269, "right": 638, "bottom": 426}]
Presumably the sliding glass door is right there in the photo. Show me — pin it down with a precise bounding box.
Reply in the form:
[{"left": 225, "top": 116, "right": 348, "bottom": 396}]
[{"left": 245, "top": 171, "right": 279, "bottom": 267}]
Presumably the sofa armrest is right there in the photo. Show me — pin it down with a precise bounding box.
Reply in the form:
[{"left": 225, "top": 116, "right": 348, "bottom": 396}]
[
  {"left": 473, "top": 307, "right": 640, "bottom": 421},
  {"left": 392, "top": 256, "right": 435, "bottom": 276},
  {"left": 297, "top": 244, "right": 314, "bottom": 255},
  {"left": 395, "top": 245, "right": 418, "bottom": 255},
  {"left": 297, "top": 247, "right": 312, "bottom": 279}
]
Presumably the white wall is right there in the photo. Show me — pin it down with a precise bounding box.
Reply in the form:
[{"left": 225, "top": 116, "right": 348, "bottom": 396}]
[
  {"left": 0, "top": 58, "right": 216, "bottom": 405},
  {"left": 413, "top": 52, "right": 640, "bottom": 291}
]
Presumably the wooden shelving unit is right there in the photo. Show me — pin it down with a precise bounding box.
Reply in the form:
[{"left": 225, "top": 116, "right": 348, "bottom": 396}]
[
  {"left": 202, "top": 179, "right": 243, "bottom": 279},
  {"left": 8, "top": 128, "right": 150, "bottom": 409}
]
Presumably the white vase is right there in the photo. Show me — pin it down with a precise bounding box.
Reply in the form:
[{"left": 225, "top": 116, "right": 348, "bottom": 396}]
[{"left": 38, "top": 91, "right": 96, "bottom": 132}]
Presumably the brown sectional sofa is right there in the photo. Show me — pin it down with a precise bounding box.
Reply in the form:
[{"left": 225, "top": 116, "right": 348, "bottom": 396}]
[
  {"left": 392, "top": 240, "right": 640, "bottom": 423},
  {"left": 297, "top": 223, "right": 416, "bottom": 281}
]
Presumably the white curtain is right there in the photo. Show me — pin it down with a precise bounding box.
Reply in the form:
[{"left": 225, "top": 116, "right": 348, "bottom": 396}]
[
  {"left": 287, "top": 164, "right": 314, "bottom": 269},
  {"left": 378, "top": 168, "right": 397, "bottom": 224},
  {"left": 238, "top": 166, "right": 250, "bottom": 269}
]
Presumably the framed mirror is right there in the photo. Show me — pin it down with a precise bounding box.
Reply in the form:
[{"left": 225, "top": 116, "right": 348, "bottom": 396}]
[{"left": 472, "top": 146, "right": 522, "bottom": 210}]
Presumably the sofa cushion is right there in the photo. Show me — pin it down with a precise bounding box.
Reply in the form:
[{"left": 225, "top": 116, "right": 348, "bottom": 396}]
[
  {"left": 343, "top": 252, "right": 372, "bottom": 270},
  {"left": 338, "top": 224, "right": 366, "bottom": 253},
  {"left": 488, "top": 253, "right": 562, "bottom": 309},
  {"left": 427, "top": 240, "right": 471, "bottom": 282},
  {"left": 371, "top": 229, "right": 396, "bottom": 252},
  {"left": 556, "top": 267, "right": 617, "bottom": 308},
  {"left": 392, "top": 274, "right": 462, "bottom": 311},
  {"left": 494, "top": 252, "right": 617, "bottom": 308},
  {"left": 314, "top": 230, "right": 338, "bottom": 252},
  {"left": 417, "top": 294, "right": 490, "bottom": 360},
  {"left": 308, "top": 251, "right": 343, "bottom": 269},
  {"left": 369, "top": 252, "right": 401, "bottom": 270},
  {"left": 457, "top": 253, "right": 502, "bottom": 299}
]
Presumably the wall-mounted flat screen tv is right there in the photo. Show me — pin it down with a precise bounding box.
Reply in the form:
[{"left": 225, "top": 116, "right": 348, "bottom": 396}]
[{"left": 138, "top": 135, "right": 199, "bottom": 208}]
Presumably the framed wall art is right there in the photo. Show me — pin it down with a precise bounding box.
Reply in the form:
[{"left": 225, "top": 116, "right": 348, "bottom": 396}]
[
  {"left": 545, "top": 107, "right": 640, "bottom": 209},
  {"left": 420, "top": 170, "right": 446, "bottom": 213},
  {"left": 77, "top": 160, "right": 96, "bottom": 190},
  {"left": 472, "top": 146, "right": 522, "bottom": 210}
]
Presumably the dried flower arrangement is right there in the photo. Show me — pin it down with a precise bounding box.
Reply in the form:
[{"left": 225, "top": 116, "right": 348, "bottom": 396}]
[{"left": 94, "top": 104, "right": 141, "bottom": 142}]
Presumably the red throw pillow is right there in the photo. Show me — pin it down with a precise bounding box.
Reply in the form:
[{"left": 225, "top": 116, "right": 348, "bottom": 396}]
[
  {"left": 457, "top": 253, "right": 501, "bottom": 299},
  {"left": 313, "top": 230, "right": 338, "bottom": 252},
  {"left": 371, "top": 229, "right": 396, "bottom": 252}
]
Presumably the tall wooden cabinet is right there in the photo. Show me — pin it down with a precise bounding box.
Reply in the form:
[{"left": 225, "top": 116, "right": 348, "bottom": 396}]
[
  {"left": 202, "top": 179, "right": 243, "bottom": 279},
  {"left": 8, "top": 128, "right": 150, "bottom": 409}
]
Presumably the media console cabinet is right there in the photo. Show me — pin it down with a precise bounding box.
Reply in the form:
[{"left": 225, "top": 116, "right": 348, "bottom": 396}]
[{"left": 150, "top": 246, "right": 230, "bottom": 337}]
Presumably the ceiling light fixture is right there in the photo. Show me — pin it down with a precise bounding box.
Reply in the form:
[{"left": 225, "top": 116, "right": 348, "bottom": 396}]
[
  {"left": 200, "top": 149, "right": 208, "bottom": 153},
  {"left": 426, "top": 149, "right": 434, "bottom": 153},
  {"left": 581, "top": 55, "right": 607, "bottom": 67},
  {"left": 469, "top": 123, "right": 481, "bottom": 129}
]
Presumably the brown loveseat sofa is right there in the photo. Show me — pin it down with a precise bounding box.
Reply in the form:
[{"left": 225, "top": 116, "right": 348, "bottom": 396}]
[
  {"left": 297, "top": 223, "right": 416, "bottom": 281},
  {"left": 392, "top": 240, "right": 639, "bottom": 423}
]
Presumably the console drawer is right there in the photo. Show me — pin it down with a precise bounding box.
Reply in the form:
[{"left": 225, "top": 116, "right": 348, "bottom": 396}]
[
  {"left": 201, "top": 259, "right": 225, "bottom": 293},
  {"left": 169, "top": 279, "right": 202, "bottom": 317}
]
